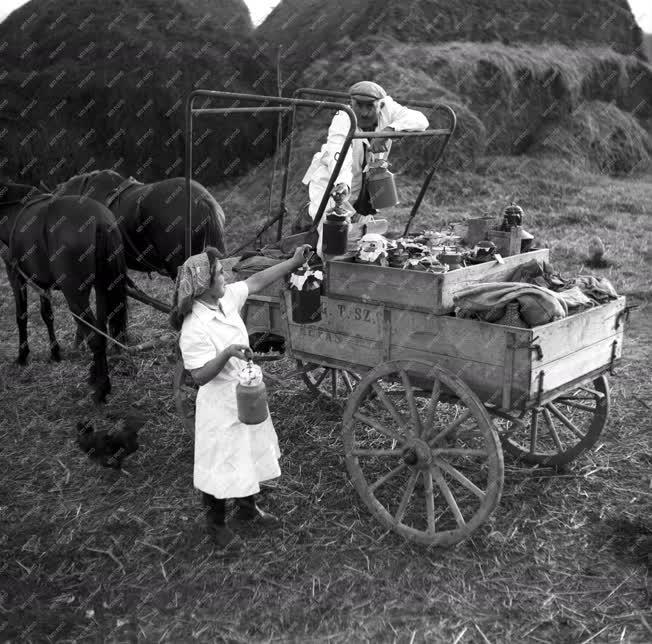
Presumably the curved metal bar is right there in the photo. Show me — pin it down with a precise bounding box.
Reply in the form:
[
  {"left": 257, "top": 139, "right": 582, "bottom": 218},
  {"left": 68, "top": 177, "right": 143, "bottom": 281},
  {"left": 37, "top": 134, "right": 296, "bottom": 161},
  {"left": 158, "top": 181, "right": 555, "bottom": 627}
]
[
  {"left": 184, "top": 90, "right": 358, "bottom": 258},
  {"left": 402, "top": 104, "right": 457, "bottom": 237}
]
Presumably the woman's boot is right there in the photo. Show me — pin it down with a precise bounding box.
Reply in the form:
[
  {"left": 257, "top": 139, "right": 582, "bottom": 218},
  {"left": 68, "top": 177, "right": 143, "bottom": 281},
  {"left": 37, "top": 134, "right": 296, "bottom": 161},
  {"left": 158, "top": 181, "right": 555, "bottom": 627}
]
[
  {"left": 234, "top": 494, "right": 279, "bottom": 526},
  {"left": 203, "top": 493, "right": 235, "bottom": 547}
]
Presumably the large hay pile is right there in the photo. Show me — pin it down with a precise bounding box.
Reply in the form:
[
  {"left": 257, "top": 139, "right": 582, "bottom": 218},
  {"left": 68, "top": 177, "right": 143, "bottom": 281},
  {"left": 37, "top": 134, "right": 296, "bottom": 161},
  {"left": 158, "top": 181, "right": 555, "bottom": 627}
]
[
  {"left": 258, "top": 0, "right": 646, "bottom": 74},
  {"left": 0, "top": 0, "right": 275, "bottom": 185},
  {"left": 531, "top": 100, "right": 652, "bottom": 174},
  {"left": 290, "top": 38, "right": 652, "bottom": 176}
]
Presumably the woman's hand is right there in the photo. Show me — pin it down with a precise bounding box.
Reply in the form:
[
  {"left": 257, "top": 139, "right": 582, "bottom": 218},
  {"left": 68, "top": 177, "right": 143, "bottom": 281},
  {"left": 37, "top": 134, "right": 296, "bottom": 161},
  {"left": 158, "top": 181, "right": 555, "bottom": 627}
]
[
  {"left": 227, "top": 344, "right": 253, "bottom": 361},
  {"left": 292, "top": 244, "right": 313, "bottom": 266}
]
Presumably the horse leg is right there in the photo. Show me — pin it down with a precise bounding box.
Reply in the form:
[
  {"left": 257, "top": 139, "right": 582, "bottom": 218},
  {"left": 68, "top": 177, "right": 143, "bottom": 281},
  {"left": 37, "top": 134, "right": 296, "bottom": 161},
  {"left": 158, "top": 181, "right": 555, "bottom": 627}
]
[
  {"left": 40, "top": 293, "right": 61, "bottom": 362},
  {"left": 65, "top": 297, "right": 110, "bottom": 404},
  {"left": 8, "top": 272, "right": 30, "bottom": 365},
  {"left": 74, "top": 323, "right": 87, "bottom": 351}
]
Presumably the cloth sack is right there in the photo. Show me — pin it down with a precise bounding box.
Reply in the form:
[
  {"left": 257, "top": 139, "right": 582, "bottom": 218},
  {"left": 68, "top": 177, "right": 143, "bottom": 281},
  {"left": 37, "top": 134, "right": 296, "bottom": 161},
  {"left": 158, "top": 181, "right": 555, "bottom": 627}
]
[{"left": 454, "top": 281, "right": 568, "bottom": 327}]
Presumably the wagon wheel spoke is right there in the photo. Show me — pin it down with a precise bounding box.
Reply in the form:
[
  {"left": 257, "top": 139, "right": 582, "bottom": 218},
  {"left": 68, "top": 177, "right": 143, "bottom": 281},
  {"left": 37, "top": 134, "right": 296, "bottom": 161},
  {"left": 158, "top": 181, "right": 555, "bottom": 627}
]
[
  {"left": 342, "top": 370, "right": 356, "bottom": 392},
  {"left": 351, "top": 448, "right": 403, "bottom": 457},
  {"left": 432, "top": 456, "right": 486, "bottom": 500},
  {"left": 369, "top": 463, "right": 407, "bottom": 493},
  {"left": 399, "top": 369, "right": 422, "bottom": 436},
  {"left": 547, "top": 402, "right": 585, "bottom": 439},
  {"left": 428, "top": 409, "right": 472, "bottom": 446},
  {"left": 555, "top": 398, "right": 598, "bottom": 410},
  {"left": 578, "top": 385, "right": 605, "bottom": 399},
  {"left": 423, "top": 469, "right": 436, "bottom": 535},
  {"left": 353, "top": 411, "right": 403, "bottom": 443},
  {"left": 431, "top": 447, "right": 488, "bottom": 458},
  {"left": 423, "top": 378, "right": 441, "bottom": 438},
  {"left": 371, "top": 382, "right": 410, "bottom": 431},
  {"left": 542, "top": 407, "right": 564, "bottom": 453},
  {"left": 330, "top": 369, "right": 338, "bottom": 400},
  {"left": 314, "top": 368, "right": 329, "bottom": 388},
  {"left": 394, "top": 471, "right": 418, "bottom": 525},
  {"left": 432, "top": 466, "right": 466, "bottom": 528}
]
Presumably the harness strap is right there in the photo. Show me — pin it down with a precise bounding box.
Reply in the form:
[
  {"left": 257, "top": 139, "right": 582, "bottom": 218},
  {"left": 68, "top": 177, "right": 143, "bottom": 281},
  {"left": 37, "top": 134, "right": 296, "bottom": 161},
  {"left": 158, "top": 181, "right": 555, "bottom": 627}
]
[
  {"left": 105, "top": 177, "right": 143, "bottom": 209},
  {"left": 105, "top": 179, "right": 172, "bottom": 278}
]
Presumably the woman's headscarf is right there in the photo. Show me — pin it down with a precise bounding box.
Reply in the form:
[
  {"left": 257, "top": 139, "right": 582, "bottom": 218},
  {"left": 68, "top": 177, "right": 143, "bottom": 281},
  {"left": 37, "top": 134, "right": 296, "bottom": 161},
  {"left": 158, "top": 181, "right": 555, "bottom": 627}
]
[{"left": 169, "top": 252, "right": 220, "bottom": 330}]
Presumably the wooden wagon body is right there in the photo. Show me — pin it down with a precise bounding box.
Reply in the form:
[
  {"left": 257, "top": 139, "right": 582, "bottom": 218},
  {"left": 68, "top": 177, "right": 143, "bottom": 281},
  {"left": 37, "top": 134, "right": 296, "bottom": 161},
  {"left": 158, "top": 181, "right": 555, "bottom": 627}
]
[{"left": 239, "top": 248, "right": 624, "bottom": 412}]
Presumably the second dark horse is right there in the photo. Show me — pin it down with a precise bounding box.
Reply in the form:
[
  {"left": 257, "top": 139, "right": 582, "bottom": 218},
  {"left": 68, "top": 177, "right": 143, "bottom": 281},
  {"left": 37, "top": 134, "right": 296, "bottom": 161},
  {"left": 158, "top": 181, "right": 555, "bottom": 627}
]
[{"left": 55, "top": 169, "right": 227, "bottom": 278}]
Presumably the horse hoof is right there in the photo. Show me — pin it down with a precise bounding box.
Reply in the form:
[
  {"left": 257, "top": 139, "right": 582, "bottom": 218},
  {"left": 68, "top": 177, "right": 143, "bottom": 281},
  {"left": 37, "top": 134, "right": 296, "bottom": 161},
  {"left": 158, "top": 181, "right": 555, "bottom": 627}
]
[
  {"left": 15, "top": 354, "right": 29, "bottom": 366},
  {"left": 92, "top": 379, "right": 112, "bottom": 404},
  {"left": 50, "top": 347, "right": 62, "bottom": 362}
]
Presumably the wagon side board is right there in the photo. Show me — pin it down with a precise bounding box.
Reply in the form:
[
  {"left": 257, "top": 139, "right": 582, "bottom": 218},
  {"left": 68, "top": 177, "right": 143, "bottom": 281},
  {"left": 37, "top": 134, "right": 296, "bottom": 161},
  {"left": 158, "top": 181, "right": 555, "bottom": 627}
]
[
  {"left": 281, "top": 291, "right": 627, "bottom": 412},
  {"left": 527, "top": 297, "right": 626, "bottom": 406},
  {"left": 326, "top": 249, "right": 550, "bottom": 314}
]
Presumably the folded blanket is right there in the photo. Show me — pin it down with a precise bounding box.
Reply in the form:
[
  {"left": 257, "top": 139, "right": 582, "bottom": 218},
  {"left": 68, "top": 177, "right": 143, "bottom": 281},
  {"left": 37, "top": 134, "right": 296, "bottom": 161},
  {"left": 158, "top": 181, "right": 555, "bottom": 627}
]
[
  {"left": 555, "top": 286, "right": 596, "bottom": 311},
  {"left": 454, "top": 281, "right": 568, "bottom": 327},
  {"left": 565, "top": 276, "right": 618, "bottom": 303}
]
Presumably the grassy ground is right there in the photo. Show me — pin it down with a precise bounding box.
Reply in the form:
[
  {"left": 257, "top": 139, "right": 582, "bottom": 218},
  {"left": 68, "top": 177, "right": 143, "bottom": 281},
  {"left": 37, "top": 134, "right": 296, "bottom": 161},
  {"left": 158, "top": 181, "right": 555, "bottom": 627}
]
[{"left": 0, "top": 156, "right": 650, "bottom": 642}]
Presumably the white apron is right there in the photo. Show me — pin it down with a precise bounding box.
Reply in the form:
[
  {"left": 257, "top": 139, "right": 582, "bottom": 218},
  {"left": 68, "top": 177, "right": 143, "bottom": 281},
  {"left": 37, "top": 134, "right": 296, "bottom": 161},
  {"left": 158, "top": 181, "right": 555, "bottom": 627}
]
[{"left": 179, "top": 283, "right": 281, "bottom": 499}]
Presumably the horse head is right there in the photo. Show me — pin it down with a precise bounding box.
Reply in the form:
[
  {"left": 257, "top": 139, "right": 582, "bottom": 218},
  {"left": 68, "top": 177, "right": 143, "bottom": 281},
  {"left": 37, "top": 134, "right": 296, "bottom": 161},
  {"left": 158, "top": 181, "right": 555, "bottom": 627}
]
[{"left": 0, "top": 180, "right": 41, "bottom": 206}]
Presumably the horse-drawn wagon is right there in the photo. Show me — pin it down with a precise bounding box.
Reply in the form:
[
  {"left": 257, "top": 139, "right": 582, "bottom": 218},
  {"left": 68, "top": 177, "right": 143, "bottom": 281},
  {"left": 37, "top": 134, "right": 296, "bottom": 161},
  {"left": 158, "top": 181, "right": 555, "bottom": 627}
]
[{"left": 174, "top": 90, "right": 629, "bottom": 546}]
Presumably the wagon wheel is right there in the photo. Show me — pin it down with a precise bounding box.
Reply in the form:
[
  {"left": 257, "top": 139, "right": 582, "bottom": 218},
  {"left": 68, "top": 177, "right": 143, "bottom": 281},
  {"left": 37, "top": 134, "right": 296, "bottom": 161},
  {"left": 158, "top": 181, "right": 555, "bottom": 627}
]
[
  {"left": 495, "top": 375, "right": 610, "bottom": 467},
  {"left": 298, "top": 360, "right": 361, "bottom": 402},
  {"left": 173, "top": 360, "right": 197, "bottom": 438},
  {"left": 343, "top": 360, "right": 504, "bottom": 546}
]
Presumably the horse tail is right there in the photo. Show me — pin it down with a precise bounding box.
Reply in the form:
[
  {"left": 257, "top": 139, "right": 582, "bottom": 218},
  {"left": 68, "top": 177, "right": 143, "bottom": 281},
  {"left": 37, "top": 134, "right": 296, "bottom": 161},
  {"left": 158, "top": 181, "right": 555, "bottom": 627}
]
[
  {"left": 95, "top": 211, "right": 128, "bottom": 342},
  {"left": 196, "top": 187, "right": 226, "bottom": 257}
]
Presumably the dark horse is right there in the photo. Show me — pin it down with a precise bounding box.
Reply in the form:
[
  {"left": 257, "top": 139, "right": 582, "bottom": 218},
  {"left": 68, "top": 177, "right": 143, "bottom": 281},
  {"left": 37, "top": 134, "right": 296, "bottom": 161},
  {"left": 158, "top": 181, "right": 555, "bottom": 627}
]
[
  {"left": 55, "top": 169, "right": 226, "bottom": 279},
  {"left": 0, "top": 182, "right": 128, "bottom": 403}
]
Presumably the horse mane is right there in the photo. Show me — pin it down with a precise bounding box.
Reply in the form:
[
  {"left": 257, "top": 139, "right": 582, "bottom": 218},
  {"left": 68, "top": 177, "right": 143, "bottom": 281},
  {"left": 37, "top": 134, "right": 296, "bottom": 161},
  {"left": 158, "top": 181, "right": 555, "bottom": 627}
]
[{"left": 65, "top": 168, "right": 125, "bottom": 183}]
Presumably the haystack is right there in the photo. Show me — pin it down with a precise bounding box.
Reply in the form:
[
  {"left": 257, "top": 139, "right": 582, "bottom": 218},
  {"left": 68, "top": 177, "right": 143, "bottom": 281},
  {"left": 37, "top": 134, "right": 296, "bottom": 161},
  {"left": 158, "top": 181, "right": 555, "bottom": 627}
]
[{"left": 0, "top": 0, "right": 275, "bottom": 185}]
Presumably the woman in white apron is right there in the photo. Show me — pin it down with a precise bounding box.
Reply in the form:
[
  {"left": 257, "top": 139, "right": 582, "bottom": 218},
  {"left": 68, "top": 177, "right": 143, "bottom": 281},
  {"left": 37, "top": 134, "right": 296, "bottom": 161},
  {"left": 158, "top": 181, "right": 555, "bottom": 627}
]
[{"left": 171, "top": 244, "right": 312, "bottom": 547}]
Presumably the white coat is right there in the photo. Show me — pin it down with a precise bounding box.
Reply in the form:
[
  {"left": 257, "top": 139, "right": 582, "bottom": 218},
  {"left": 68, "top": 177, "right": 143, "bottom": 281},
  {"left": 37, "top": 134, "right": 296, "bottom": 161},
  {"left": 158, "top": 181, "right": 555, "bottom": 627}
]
[
  {"left": 302, "top": 96, "right": 430, "bottom": 220},
  {"left": 179, "top": 282, "right": 281, "bottom": 499}
]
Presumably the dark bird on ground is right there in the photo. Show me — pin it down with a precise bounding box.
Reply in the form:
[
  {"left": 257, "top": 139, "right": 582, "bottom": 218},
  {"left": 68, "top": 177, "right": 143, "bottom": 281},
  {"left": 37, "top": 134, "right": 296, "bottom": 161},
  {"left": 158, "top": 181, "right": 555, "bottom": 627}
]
[
  {"left": 76, "top": 413, "right": 145, "bottom": 469},
  {"left": 586, "top": 235, "right": 610, "bottom": 268}
]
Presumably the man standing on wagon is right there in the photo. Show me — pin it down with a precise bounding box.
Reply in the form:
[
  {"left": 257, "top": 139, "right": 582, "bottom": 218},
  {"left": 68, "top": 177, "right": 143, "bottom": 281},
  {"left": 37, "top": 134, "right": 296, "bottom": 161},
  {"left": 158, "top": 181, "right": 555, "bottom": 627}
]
[{"left": 300, "top": 81, "right": 429, "bottom": 250}]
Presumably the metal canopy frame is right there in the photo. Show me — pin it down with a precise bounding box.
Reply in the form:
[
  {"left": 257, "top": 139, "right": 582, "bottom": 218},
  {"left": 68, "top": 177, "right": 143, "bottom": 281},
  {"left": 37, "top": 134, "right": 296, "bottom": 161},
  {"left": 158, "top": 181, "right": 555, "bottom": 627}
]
[{"left": 184, "top": 89, "right": 457, "bottom": 259}]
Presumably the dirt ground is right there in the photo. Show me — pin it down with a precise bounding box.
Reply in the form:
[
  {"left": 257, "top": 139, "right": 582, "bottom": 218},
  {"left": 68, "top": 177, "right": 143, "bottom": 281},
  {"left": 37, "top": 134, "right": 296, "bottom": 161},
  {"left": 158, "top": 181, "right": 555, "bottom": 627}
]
[{"left": 0, "top": 159, "right": 650, "bottom": 642}]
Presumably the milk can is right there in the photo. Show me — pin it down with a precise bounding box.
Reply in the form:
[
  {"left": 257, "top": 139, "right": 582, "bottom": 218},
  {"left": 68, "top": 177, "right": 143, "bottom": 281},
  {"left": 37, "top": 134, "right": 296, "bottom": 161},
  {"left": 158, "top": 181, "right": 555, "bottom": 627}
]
[
  {"left": 236, "top": 360, "right": 269, "bottom": 425},
  {"left": 323, "top": 212, "right": 349, "bottom": 255},
  {"left": 367, "top": 154, "right": 399, "bottom": 210},
  {"left": 289, "top": 266, "right": 323, "bottom": 324},
  {"left": 322, "top": 191, "right": 349, "bottom": 256}
]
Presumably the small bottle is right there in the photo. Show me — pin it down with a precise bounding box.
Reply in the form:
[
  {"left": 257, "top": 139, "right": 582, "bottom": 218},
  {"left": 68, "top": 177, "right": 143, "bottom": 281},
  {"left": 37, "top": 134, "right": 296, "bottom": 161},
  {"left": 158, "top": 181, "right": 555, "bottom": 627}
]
[{"left": 236, "top": 361, "right": 269, "bottom": 425}]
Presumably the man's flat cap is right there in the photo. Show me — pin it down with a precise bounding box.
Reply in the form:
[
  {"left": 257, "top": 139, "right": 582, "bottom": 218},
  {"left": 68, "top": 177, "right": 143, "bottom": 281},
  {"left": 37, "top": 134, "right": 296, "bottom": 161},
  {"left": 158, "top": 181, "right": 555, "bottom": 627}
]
[{"left": 349, "top": 81, "right": 387, "bottom": 101}]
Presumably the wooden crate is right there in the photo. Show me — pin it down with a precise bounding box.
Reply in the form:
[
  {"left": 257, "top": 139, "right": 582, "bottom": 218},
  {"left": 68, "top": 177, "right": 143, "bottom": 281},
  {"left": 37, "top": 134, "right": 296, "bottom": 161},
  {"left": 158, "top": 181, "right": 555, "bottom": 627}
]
[
  {"left": 282, "top": 291, "right": 626, "bottom": 411},
  {"left": 326, "top": 249, "right": 549, "bottom": 314},
  {"left": 488, "top": 226, "right": 522, "bottom": 256}
]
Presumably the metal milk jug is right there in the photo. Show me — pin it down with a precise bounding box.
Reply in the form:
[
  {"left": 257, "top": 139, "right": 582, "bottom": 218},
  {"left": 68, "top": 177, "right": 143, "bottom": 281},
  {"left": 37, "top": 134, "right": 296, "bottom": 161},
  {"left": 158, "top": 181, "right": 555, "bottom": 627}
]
[
  {"left": 322, "top": 191, "right": 349, "bottom": 256},
  {"left": 236, "top": 361, "right": 269, "bottom": 425},
  {"left": 367, "top": 155, "right": 399, "bottom": 210},
  {"left": 323, "top": 212, "right": 349, "bottom": 255}
]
